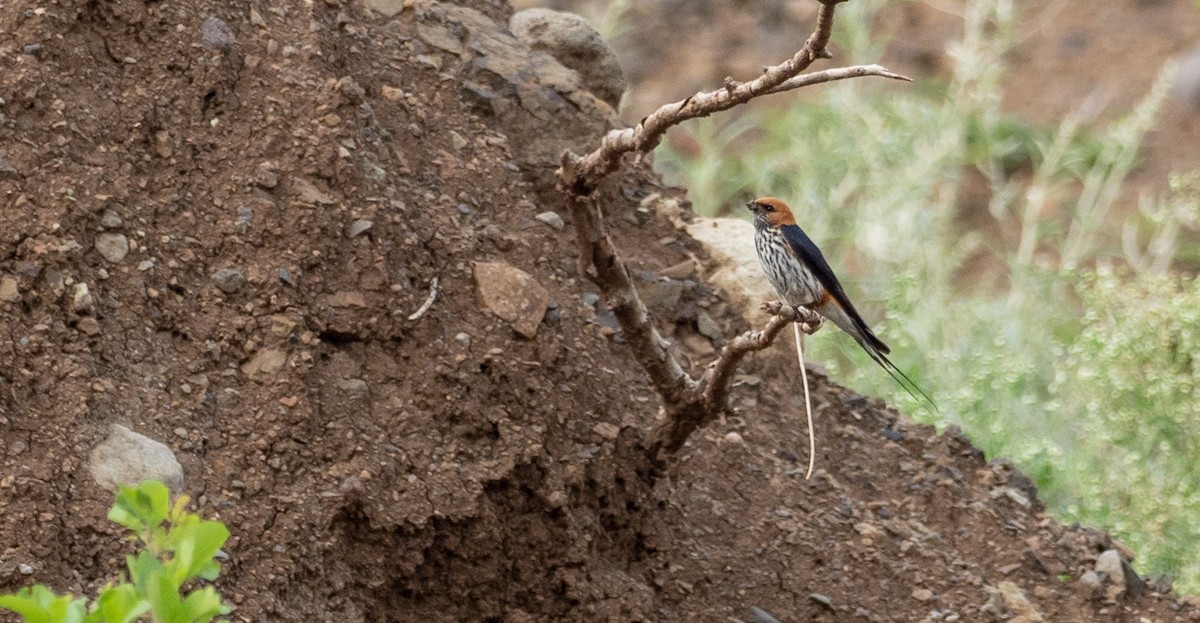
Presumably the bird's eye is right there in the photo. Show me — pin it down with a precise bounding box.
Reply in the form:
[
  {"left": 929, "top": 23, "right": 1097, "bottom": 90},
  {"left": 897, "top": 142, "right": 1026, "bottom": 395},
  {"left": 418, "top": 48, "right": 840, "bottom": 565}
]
[{"left": 763, "top": 204, "right": 774, "bottom": 212}]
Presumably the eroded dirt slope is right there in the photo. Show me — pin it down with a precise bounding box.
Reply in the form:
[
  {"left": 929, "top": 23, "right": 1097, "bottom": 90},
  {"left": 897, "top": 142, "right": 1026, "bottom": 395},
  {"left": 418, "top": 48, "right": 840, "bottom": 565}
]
[{"left": 0, "top": 0, "right": 1197, "bottom": 621}]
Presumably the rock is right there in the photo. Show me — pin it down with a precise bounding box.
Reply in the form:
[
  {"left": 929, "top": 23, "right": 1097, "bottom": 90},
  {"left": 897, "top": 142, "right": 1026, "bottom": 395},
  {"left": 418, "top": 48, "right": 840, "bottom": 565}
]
[
  {"left": 89, "top": 424, "right": 184, "bottom": 492},
  {"left": 337, "top": 378, "right": 369, "bottom": 398},
  {"left": 211, "top": 268, "right": 245, "bottom": 294},
  {"left": 200, "top": 17, "right": 235, "bottom": 50},
  {"left": 682, "top": 212, "right": 777, "bottom": 325},
  {"left": 325, "top": 291, "right": 367, "bottom": 308},
  {"left": 996, "top": 581, "right": 1043, "bottom": 623},
  {"left": 509, "top": 8, "right": 627, "bottom": 108},
  {"left": 1095, "top": 549, "right": 1123, "bottom": 583},
  {"left": 77, "top": 317, "right": 101, "bottom": 336},
  {"left": 347, "top": 219, "right": 373, "bottom": 238},
  {"left": 72, "top": 283, "right": 94, "bottom": 314},
  {"left": 593, "top": 422, "right": 620, "bottom": 440},
  {"left": 535, "top": 211, "right": 565, "bottom": 231},
  {"left": 422, "top": 5, "right": 616, "bottom": 183},
  {"left": 100, "top": 209, "right": 123, "bottom": 229},
  {"left": 473, "top": 261, "right": 550, "bottom": 338},
  {"left": 95, "top": 233, "right": 129, "bottom": 264},
  {"left": 242, "top": 347, "right": 287, "bottom": 378},
  {"left": 1173, "top": 45, "right": 1200, "bottom": 111},
  {"left": 911, "top": 588, "right": 934, "bottom": 602},
  {"left": 364, "top": 0, "right": 405, "bottom": 18},
  {"left": 0, "top": 275, "right": 18, "bottom": 303}
]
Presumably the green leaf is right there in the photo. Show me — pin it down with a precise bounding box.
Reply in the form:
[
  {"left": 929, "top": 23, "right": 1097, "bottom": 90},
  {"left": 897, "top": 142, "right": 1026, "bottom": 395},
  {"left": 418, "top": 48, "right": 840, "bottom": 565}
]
[
  {"left": 94, "top": 584, "right": 150, "bottom": 623},
  {"left": 0, "top": 586, "right": 86, "bottom": 623},
  {"left": 109, "top": 481, "right": 171, "bottom": 535},
  {"left": 126, "top": 550, "right": 165, "bottom": 594},
  {"left": 144, "top": 572, "right": 186, "bottom": 623},
  {"left": 180, "top": 587, "right": 229, "bottom": 623}
]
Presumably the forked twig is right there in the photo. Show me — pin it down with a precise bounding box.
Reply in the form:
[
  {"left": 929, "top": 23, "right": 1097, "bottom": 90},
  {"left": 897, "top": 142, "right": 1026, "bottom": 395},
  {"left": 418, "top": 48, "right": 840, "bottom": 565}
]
[{"left": 557, "top": 0, "right": 910, "bottom": 466}]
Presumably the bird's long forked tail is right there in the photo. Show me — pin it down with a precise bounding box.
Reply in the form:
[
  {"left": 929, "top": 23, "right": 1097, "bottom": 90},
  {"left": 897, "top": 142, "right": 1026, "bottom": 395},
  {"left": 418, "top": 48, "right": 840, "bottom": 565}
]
[
  {"left": 815, "top": 300, "right": 939, "bottom": 413},
  {"left": 860, "top": 344, "right": 939, "bottom": 413}
]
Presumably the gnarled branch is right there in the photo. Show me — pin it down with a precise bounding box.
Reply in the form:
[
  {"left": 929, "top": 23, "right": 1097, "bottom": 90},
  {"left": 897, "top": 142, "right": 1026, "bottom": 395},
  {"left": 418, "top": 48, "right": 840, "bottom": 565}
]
[{"left": 558, "top": 0, "right": 909, "bottom": 467}]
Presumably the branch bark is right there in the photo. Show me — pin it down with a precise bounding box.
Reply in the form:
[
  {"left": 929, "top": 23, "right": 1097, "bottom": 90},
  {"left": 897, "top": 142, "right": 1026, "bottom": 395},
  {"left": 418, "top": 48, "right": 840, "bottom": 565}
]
[{"left": 558, "top": 0, "right": 909, "bottom": 468}]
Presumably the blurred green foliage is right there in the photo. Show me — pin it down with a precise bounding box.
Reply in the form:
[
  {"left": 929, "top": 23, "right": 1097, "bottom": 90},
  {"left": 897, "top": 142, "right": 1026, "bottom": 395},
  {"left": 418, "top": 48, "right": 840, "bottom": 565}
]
[
  {"left": 655, "top": 0, "right": 1200, "bottom": 592},
  {"left": 0, "top": 481, "right": 231, "bottom": 623}
]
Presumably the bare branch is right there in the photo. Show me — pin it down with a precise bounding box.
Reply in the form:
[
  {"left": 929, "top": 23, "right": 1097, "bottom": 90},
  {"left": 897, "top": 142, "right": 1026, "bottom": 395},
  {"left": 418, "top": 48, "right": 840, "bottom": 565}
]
[
  {"left": 560, "top": 0, "right": 879, "bottom": 194},
  {"left": 650, "top": 303, "right": 823, "bottom": 458}
]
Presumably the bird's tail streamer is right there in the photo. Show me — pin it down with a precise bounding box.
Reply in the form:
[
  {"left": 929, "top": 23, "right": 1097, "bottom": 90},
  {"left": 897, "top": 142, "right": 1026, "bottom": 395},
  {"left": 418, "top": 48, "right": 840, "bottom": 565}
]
[{"left": 793, "top": 323, "right": 816, "bottom": 480}]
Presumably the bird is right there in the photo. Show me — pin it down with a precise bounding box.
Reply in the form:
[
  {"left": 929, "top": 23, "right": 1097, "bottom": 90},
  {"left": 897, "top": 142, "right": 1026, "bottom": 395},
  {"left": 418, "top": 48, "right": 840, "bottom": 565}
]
[{"left": 747, "top": 196, "right": 935, "bottom": 408}]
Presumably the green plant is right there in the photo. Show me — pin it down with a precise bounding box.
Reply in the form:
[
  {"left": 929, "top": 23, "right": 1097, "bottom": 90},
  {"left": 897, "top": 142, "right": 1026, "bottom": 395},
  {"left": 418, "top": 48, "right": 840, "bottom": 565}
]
[{"left": 0, "top": 481, "right": 231, "bottom": 623}]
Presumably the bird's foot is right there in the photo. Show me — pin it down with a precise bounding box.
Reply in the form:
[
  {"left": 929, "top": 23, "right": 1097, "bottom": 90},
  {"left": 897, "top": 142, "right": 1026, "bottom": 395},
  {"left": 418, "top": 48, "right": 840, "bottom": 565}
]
[
  {"left": 759, "top": 301, "right": 823, "bottom": 334},
  {"left": 793, "top": 306, "right": 823, "bottom": 335}
]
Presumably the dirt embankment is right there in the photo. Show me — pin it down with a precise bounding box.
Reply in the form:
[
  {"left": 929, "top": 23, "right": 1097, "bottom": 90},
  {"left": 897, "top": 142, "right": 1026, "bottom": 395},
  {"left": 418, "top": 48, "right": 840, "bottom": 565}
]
[{"left": 0, "top": 1, "right": 1197, "bottom": 621}]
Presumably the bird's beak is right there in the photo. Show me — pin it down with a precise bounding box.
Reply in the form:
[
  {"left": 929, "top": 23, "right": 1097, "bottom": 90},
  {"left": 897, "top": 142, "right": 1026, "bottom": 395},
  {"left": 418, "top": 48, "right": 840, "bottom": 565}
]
[{"left": 745, "top": 201, "right": 757, "bottom": 212}]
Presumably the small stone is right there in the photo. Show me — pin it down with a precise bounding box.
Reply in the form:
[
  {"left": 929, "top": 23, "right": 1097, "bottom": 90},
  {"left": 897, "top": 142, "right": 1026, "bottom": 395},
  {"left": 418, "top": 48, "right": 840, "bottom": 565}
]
[
  {"left": 88, "top": 424, "right": 184, "bottom": 492},
  {"left": 173, "top": 427, "right": 188, "bottom": 439},
  {"left": 242, "top": 347, "right": 287, "bottom": 378},
  {"left": 72, "top": 283, "right": 94, "bottom": 314},
  {"left": 722, "top": 432, "right": 744, "bottom": 444},
  {"left": 1095, "top": 549, "right": 1123, "bottom": 584},
  {"left": 911, "top": 588, "right": 934, "bottom": 602},
  {"left": 77, "top": 317, "right": 101, "bottom": 336},
  {"left": 17, "top": 563, "right": 33, "bottom": 575},
  {"left": 364, "top": 0, "right": 405, "bottom": 17},
  {"left": 454, "top": 332, "right": 471, "bottom": 346},
  {"left": 100, "top": 209, "right": 123, "bottom": 229},
  {"left": 337, "top": 378, "right": 369, "bottom": 398},
  {"left": 212, "top": 268, "right": 245, "bottom": 294},
  {"left": 593, "top": 422, "right": 620, "bottom": 440},
  {"left": 473, "top": 261, "right": 550, "bottom": 339},
  {"left": 22, "top": 43, "right": 42, "bottom": 58},
  {"left": 0, "top": 275, "right": 19, "bottom": 303},
  {"left": 807, "top": 594, "right": 835, "bottom": 612},
  {"left": 95, "top": 233, "right": 129, "bottom": 263},
  {"left": 201, "top": 17, "right": 235, "bottom": 50},
  {"left": 449, "top": 130, "right": 468, "bottom": 151},
  {"left": 660, "top": 259, "right": 696, "bottom": 280},
  {"left": 535, "top": 211, "right": 565, "bottom": 231},
  {"left": 347, "top": 219, "right": 373, "bottom": 238},
  {"left": 325, "top": 291, "right": 367, "bottom": 308}
]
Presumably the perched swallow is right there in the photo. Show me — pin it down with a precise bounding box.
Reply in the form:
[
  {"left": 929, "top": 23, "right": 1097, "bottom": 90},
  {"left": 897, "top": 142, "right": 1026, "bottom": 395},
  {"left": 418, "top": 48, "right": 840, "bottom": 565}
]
[{"left": 747, "top": 196, "right": 934, "bottom": 408}]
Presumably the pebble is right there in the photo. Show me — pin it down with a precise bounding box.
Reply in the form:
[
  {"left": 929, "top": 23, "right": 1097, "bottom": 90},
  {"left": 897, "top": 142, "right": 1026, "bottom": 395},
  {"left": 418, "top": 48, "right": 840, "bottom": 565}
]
[
  {"left": 95, "top": 233, "right": 129, "bottom": 263},
  {"left": 0, "top": 275, "right": 19, "bottom": 303},
  {"left": 212, "top": 268, "right": 245, "bottom": 294},
  {"left": 535, "top": 211, "right": 565, "bottom": 231},
  {"left": 347, "top": 219, "right": 373, "bottom": 238},
  {"left": 17, "top": 563, "right": 32, "bottom": 575},
  {"left": 473, "top": 261, "right": 550, "bottom": 339},
  {"left": 1095, "top": 549, "right": 1123, "bottom": 583},
  {"left": 88, "top": 424, "right": 184, "bottom": 492},
  {"left": 72, "top": 283, "right": 94, "bottom": 314},
  {"left": 593, "top": 422, "right": 620, "bottom": 440},
  {"left": 100, "top": 209, "right": 124, "bottom": 229},
  {"left": 201, "top": 17, "right": 235, "bottom": 51},
  {"left": 912, "top": 588, "right": 934, "bottom": 602},
  {"left": 77, "top": 317, "right": 101, "bottom": 336}
]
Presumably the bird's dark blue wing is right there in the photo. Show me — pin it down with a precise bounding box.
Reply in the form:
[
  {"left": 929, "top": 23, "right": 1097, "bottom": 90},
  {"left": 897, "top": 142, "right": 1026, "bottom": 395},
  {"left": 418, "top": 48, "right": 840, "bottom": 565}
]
[{"left": 778, "top": 223, "right": 889, "bottom": 355}]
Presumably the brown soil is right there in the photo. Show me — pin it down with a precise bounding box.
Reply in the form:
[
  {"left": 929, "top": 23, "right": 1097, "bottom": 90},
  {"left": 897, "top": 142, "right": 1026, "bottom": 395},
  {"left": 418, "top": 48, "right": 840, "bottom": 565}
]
[{"left": 0, "top": 1, "right": 1197, "bottom": 622}]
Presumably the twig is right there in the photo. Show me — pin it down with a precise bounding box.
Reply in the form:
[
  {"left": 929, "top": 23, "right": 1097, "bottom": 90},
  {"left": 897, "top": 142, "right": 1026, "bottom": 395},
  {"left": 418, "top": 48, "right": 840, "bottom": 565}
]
[{"left": 406, "top": 276, "right": 439, "bottom": 321}]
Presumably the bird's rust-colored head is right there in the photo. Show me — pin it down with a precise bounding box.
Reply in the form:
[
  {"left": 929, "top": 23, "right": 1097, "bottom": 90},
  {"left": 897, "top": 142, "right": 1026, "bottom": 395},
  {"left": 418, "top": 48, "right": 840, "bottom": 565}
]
[{"left": 746, "top": 196, "right": 796, "bottom": 228}]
